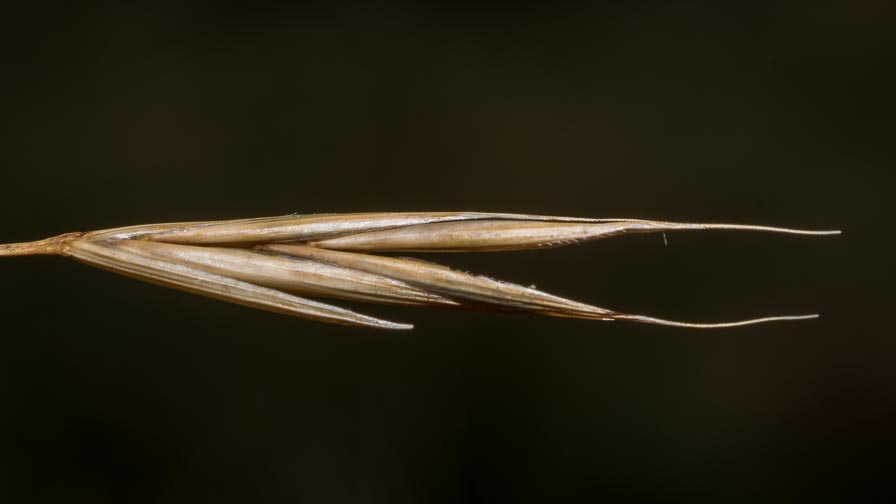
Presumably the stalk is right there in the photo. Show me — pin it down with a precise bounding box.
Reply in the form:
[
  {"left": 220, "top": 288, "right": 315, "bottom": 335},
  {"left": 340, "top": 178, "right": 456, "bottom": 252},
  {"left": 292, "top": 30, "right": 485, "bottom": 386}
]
[{"left": 0, "top": 233, "right": 82, "bottom": 257}]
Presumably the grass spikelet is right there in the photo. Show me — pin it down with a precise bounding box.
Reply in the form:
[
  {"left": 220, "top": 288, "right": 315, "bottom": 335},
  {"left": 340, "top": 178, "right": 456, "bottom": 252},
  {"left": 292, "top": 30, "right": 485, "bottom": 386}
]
[{"left": 1, "top": 212, "right": 840, "bottom": 330}]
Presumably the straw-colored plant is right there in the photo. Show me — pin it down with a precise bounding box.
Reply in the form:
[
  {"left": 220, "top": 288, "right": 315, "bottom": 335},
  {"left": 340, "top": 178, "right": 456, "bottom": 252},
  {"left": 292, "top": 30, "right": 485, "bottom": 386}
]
[{"left": 0, "top": 212, "right": 839, "bottom": 329}]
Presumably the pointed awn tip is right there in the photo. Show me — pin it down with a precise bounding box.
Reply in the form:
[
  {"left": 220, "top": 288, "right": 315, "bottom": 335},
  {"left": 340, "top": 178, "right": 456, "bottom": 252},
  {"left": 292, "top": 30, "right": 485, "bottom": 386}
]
[
  {"left": 614, "top": 313, "right": 820, "bottom": 329},
  {"left": 681, "top": 224, "right": 841, "bottom": 236}
]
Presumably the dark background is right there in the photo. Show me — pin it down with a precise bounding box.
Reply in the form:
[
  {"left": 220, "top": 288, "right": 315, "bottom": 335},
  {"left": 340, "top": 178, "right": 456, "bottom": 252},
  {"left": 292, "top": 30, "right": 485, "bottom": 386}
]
[{"left": 1, "top": 2, "right": 892, "bottom": 502}]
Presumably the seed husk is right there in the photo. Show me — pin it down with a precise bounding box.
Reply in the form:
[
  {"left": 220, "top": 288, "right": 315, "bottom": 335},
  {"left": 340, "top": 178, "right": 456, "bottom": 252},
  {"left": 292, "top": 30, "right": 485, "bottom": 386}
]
[
  {"left": 112, "top": 239, "right": 456, "bottom": 307},
  {"left": 67, "top": 239, "right": 413, "bottom": 329}
]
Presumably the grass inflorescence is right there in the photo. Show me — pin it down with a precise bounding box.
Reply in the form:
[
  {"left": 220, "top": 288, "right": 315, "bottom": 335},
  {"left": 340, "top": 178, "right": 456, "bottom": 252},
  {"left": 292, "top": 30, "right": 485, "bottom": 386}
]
[{"left": 0, "top": 212, "right": 840, "bottom": 329}]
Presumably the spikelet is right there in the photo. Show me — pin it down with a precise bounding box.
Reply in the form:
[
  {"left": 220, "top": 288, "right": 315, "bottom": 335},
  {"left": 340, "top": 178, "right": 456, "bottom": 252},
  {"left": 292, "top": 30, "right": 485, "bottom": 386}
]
[{"left": 0, "top": 213, "right": 839, "bottom": 329}]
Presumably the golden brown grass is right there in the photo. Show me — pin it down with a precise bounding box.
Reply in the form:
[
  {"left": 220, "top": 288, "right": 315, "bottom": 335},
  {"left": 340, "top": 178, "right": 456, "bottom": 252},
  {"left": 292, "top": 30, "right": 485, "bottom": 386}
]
[{"left": 0, "top": 212, "right": 839, "bottom": 329}]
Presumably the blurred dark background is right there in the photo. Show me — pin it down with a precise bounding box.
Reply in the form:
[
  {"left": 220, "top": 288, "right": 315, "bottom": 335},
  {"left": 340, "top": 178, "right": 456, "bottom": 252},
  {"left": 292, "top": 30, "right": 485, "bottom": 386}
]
[{"left": 0, "top": 1, "right": 892, "bottom": 502}]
